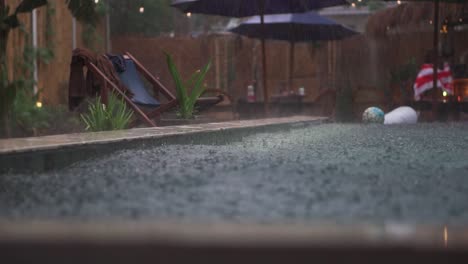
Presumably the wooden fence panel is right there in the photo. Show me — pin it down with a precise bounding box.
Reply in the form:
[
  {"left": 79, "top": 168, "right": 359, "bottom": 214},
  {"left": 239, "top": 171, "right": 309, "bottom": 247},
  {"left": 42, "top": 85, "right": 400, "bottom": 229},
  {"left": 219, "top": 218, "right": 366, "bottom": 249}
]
[{"left": 5, "top": 0, "right": 106, "bottom": 105}]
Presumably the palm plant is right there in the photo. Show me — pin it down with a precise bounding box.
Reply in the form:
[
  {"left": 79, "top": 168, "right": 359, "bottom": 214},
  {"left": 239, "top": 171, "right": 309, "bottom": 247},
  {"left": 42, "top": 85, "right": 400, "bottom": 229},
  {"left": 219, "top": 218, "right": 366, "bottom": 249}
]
[
  {"left": 1, "top": 0, "right": 98, "bottom": 136},
  {"left": 165, "top": 51, "right": 211, "bottom": 119}
]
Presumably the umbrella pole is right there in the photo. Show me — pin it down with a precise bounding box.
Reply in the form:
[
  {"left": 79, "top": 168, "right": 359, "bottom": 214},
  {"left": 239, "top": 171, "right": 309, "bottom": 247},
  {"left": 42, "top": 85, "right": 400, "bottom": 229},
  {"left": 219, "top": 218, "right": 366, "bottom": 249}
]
[
  {"left": 432, "top": 0, "right": 440, "bottom": 121},
  {"left": 260, "top": 1, "right": 269, "bottom": 116},
  {"left": 261, "top": 28, "right": 269, "bottom": 115},
  {"left": 289, "top": 41, "right": 295, "bottom": 92}
]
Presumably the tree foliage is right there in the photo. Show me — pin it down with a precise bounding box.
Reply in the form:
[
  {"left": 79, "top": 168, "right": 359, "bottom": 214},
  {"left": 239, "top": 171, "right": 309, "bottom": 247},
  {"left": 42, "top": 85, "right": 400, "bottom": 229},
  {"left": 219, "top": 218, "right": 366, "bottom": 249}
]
[
  {"left": 109, "top": 0, "right": 176, "bottom": 36},
  {"left": 108, "top": 0, "right": 230, "bottom": 36},
  {"left": 352, "top": 0, "right": 386, "bottom": 12},
  {"left": 2, "top": 0, "right": 98, "bottom": 31},
  {"left": 66, "top": 0, "right": 100, "bottom": 26}
]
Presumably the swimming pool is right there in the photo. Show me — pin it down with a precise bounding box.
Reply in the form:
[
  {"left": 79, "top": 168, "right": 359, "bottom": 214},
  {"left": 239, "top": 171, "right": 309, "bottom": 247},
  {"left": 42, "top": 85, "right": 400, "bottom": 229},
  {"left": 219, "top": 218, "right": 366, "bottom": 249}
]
[{"left": 2, "top": 123, "right": 468, "bottom": 225}]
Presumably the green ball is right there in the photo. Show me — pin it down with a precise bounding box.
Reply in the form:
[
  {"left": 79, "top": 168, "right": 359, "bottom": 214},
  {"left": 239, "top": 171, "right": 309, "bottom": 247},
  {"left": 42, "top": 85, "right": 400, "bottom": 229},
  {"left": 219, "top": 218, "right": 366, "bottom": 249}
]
[{"left": 362, "top": 107, "right": 385, "bottom": 124}]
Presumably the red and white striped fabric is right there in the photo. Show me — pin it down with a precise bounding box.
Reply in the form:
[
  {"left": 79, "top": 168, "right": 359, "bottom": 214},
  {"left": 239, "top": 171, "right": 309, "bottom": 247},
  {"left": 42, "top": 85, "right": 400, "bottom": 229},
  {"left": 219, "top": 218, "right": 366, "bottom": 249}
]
[{"left": 413, "top": 63, "right": 453, "bottom": 100}]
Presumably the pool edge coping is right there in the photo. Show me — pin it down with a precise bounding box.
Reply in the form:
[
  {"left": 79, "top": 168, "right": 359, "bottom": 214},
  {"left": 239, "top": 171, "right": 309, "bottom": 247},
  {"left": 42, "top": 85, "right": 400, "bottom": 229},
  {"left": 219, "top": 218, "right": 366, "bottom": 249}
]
[
  {"left": 0, "top": 116, "right": 327, "bottom": 155},
  {"left": 0, "top": 116, "right": 328, "bottom": 173}
]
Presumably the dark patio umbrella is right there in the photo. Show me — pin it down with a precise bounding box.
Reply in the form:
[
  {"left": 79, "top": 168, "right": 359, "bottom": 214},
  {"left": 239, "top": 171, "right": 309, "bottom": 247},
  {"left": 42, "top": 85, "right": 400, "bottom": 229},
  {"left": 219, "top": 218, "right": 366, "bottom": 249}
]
[
  {"left": 171, "top": 0, "right": 348, "bottom": 17},
  {"left": 385, "top": 0, "right": 465, "bottom": 119},
  {"left": 230, "top": 11, "right": 358, "bottom": 91},
  {"left": 171, "top": 0, "right": 348, "bottom": 112}
]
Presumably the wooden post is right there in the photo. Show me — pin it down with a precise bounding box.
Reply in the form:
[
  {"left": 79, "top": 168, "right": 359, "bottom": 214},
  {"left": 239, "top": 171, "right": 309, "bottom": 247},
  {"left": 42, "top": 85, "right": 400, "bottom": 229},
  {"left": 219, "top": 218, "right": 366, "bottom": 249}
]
[
  {"left": 332, "top": 41, "right": 337, "bottom": 90},
  {"left": 215, "top": 38, "right": 221, "bottom": 90},
  {"left": 0, "top": 0, "right": 10, "bottom": 137},
  {"left": 328, "top": 42, "right": 332, "bottom": 88},
  {"left": 0, "top": 31, "right": 8, "bottom": 73},
  {"left": 0, "top": 0, "right": 8, "bottom": 66},
  {"left": 432, "top": 0, "right": 440, "bottom": 121},
  {"left": 288, "top": 41, "right": 295, "bottom": 91}
]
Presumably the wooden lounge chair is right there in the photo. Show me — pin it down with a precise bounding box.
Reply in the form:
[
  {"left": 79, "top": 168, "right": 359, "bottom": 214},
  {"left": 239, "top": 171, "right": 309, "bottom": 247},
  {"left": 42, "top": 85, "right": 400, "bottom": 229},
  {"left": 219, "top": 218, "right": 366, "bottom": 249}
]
[
  {"left": 122, "top": 52, "right": 231, "bottom": 112},
  {"left": 82, "top": 52, "right": 231, "bottom": 127}
]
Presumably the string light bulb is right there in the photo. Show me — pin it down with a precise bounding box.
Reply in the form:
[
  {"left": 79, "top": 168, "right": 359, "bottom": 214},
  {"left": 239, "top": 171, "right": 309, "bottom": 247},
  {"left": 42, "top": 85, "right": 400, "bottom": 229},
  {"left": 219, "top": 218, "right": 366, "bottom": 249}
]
[
  {"left": 444, "top": 226, "right": 448, "bottom": 248},
  {"left": 397, "top": 0, "right": 401, "bottom": 4},
  {"left": 36, "top": 101, "right": 42, "bottom": 108},
  {"left": 351, "top": 2, "right": 356, "bottom": 7},
  {"left": 139, "top": 6, "right": 144, "bottom": 13},
  {"left": 441, "top": 25, "right": 448, "bottom": 34},
  {"left": 186, "top": 12, "right": 192, "bottom": 17}
]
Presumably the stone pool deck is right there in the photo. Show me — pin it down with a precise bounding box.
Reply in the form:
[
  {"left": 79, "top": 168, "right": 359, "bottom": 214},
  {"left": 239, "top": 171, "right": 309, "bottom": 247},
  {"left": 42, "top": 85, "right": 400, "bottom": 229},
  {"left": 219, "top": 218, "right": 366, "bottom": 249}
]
[{"left": 0, "top": 116, "right": 327, "bottom": 172}]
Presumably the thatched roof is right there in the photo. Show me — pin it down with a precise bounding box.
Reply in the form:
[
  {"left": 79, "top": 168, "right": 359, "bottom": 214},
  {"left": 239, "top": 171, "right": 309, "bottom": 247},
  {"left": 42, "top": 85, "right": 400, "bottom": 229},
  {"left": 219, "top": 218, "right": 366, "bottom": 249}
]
[{"left": 366, "top": 2, "right": 468, "bottom": 37}]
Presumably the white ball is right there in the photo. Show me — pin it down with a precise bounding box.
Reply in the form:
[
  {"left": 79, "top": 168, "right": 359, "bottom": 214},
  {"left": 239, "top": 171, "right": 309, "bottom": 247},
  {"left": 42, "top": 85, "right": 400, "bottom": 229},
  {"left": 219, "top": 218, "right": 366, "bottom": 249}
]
[{"left": 384, "top": 106, "right": 418, "bottom": 125}]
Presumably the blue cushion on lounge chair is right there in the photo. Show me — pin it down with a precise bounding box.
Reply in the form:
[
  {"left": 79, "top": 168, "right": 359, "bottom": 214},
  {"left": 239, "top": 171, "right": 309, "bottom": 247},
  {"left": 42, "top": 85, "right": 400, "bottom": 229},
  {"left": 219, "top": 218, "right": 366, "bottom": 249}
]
[{"left": 118, "top": 59, "right": 160, "bottom": 107}]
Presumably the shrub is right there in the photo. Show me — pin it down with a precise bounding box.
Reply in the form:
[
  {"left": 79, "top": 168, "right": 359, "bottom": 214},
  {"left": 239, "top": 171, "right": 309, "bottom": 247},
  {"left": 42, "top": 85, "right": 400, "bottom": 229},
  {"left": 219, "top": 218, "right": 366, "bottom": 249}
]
[
  {"left": 11, "top": 89, "right": 50, "bottom": 135},
  {"left": 80, "top": 93, "right": 133, "bottom": 132}
]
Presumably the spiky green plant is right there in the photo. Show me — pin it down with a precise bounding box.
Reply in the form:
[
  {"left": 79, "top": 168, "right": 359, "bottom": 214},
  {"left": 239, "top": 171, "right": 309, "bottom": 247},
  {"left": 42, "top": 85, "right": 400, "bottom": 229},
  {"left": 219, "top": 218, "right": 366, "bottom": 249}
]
[
  {"left": 80, "top": 93, "right": 133, "bottom": 132},
  {"left": 106, "top": 93, "right": 134, "bottom": 130},
  {"left": 165, "top": 51, "right": 211, "bottom": 119}
]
